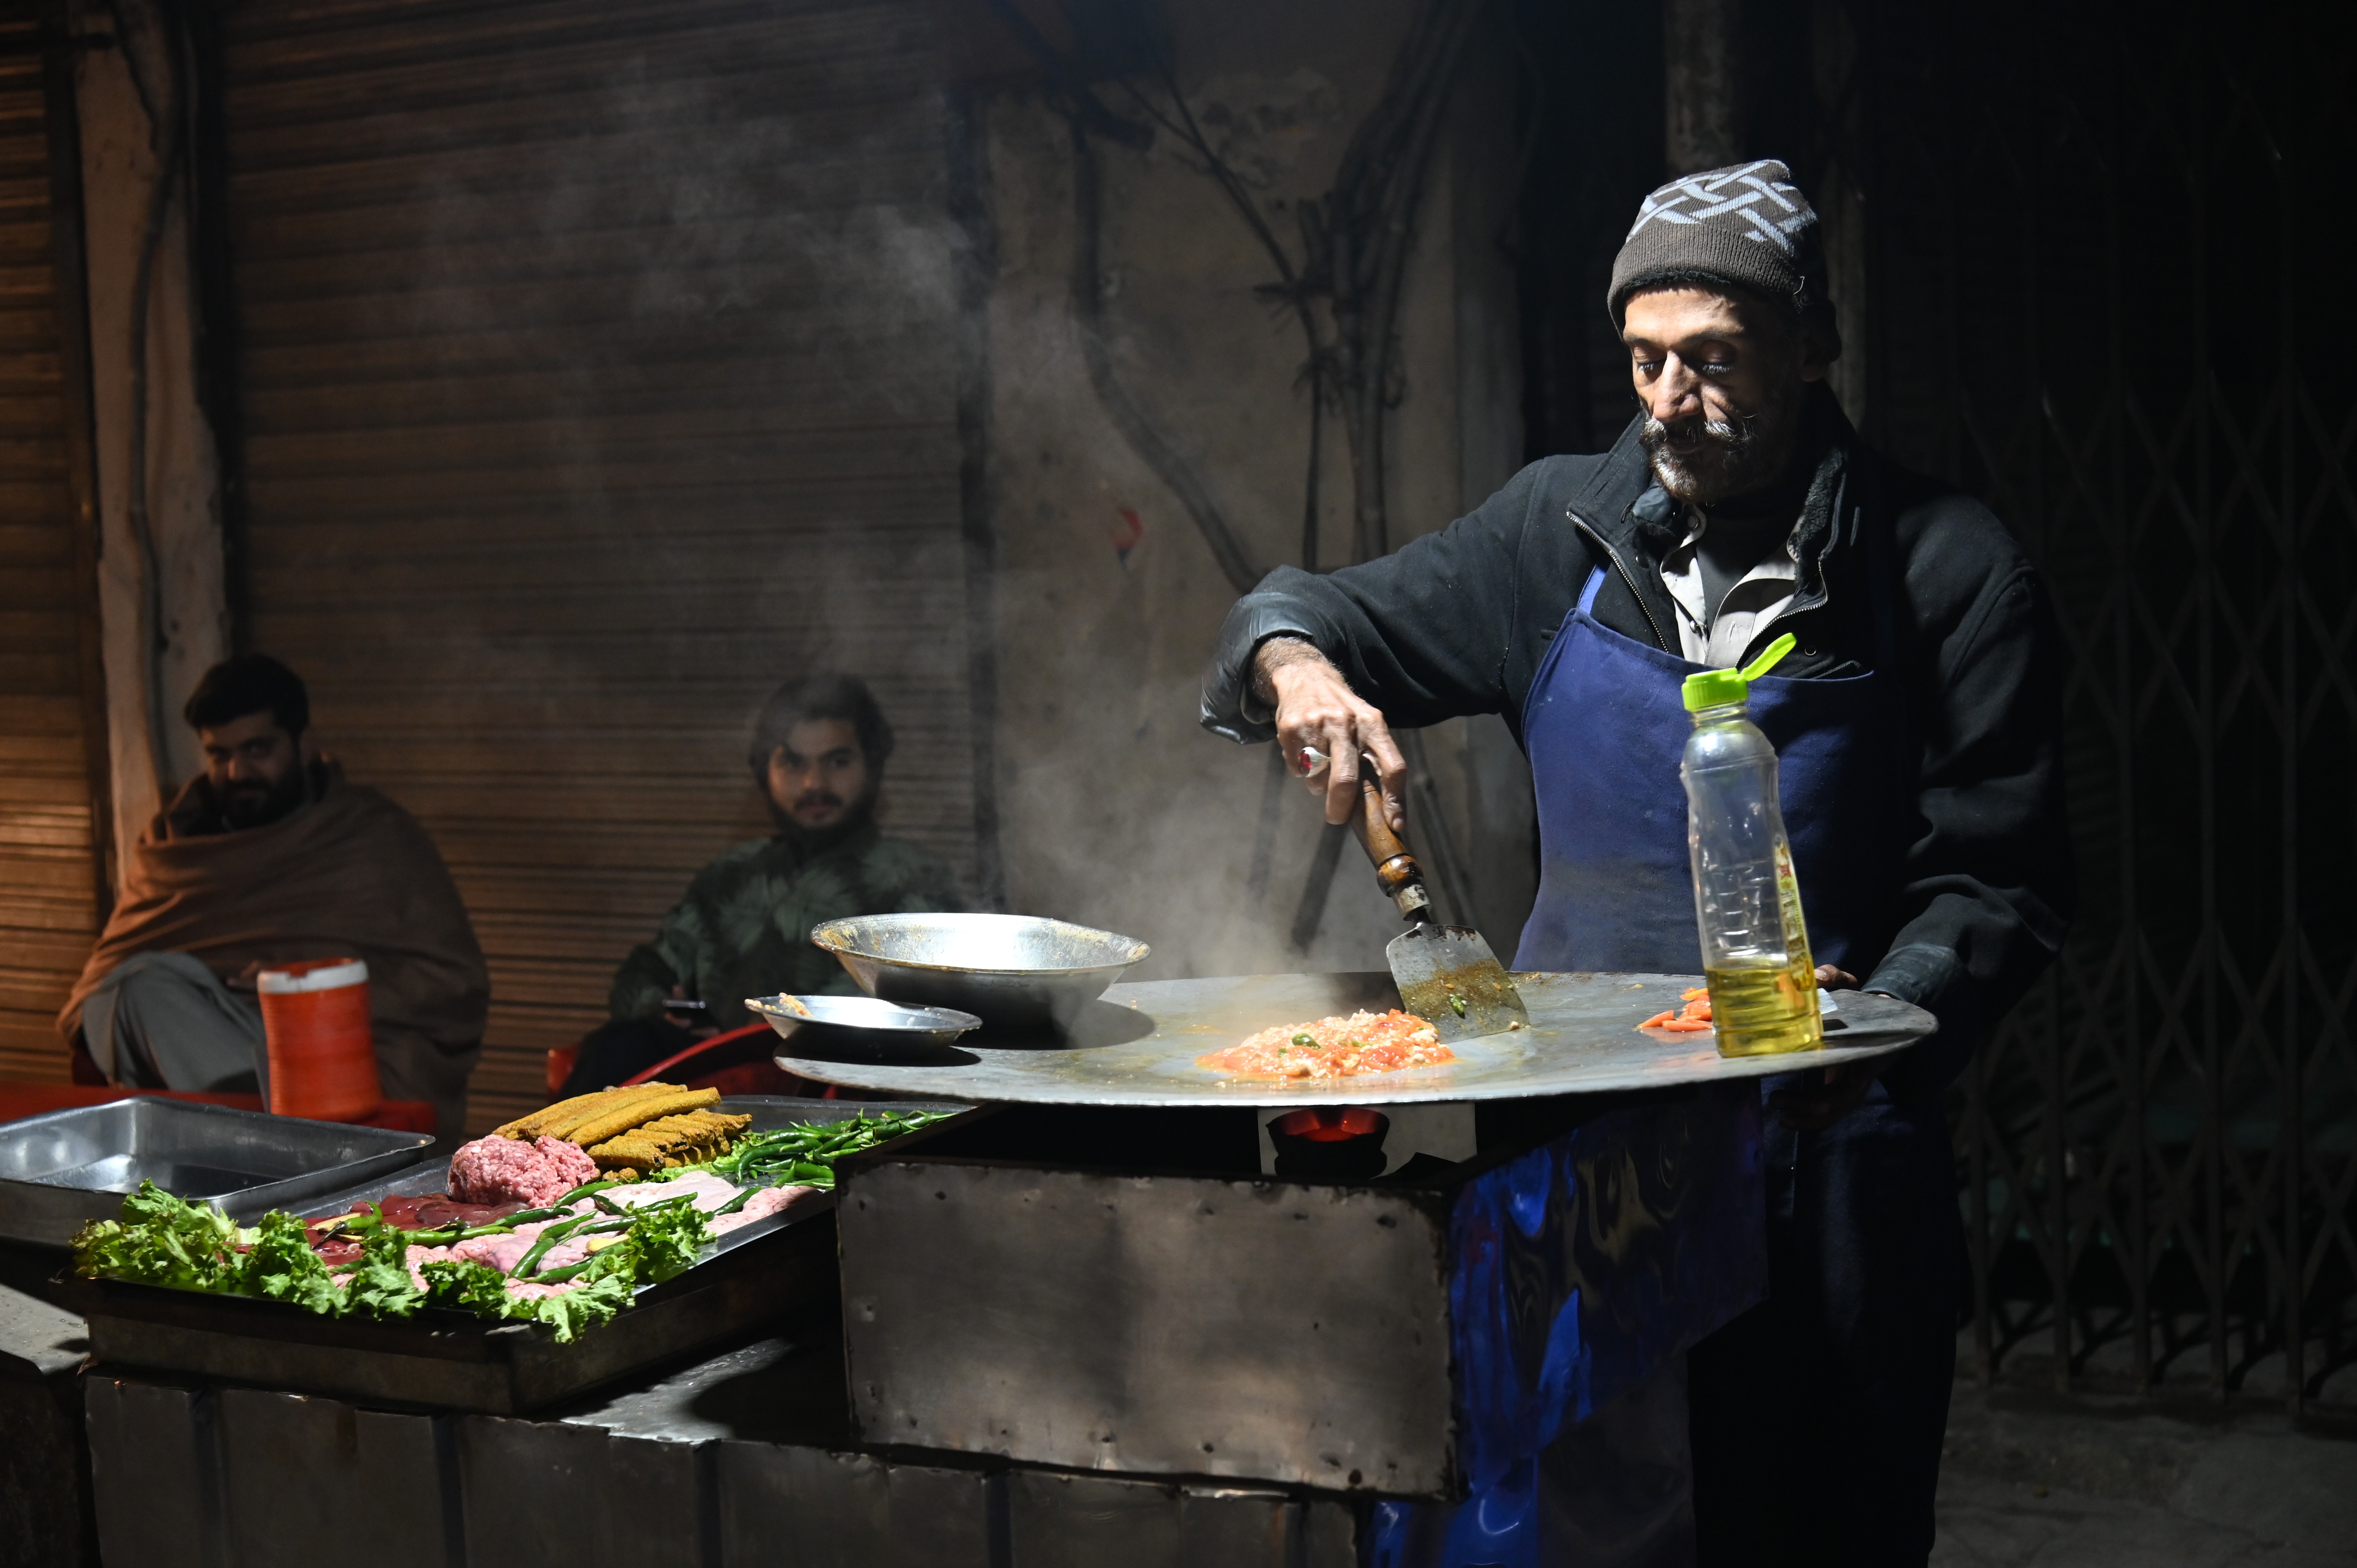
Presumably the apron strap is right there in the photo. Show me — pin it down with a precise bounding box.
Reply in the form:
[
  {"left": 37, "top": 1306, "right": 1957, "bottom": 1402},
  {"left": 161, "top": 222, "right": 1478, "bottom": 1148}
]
[{"left": 1576, "top": 565, "right": 1607, "bottom": 616}]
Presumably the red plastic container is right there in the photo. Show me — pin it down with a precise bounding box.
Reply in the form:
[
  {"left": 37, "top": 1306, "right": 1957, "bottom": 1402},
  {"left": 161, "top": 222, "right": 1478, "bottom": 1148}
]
[{"left": 257, "top": 957, "right": 382, "bottom": 1122}]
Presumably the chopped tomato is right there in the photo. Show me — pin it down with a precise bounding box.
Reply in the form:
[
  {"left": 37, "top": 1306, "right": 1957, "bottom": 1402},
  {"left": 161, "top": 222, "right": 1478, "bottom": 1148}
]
[
  {"left": 1639, "top": 991, "right": 1716, "bottom": 1035},
  {"left": 1197, "top": 1009, "right": 1454, "bottom": 1081}
]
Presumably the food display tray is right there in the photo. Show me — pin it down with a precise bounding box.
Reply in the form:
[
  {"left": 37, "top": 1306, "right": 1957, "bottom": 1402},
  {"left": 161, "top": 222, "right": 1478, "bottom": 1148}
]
[
  {"left": 56, "top": 1098, "right": 968, "bottom": 1414},
  {"left": 0, "top": 1097, "right": 433, "bottom": 1248}
]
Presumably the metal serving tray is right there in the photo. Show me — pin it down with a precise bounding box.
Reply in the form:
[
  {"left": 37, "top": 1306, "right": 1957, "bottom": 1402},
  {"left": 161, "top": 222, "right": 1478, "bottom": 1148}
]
[
  {"left": 0, "top": 1097, "right": 433, "bottom": 1248},
  {"left": 60, "top": 1098, "right": 970, "bottom": 1414}
]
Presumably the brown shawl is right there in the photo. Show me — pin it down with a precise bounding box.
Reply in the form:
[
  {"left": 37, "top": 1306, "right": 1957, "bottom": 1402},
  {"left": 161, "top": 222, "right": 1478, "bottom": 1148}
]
[{"left": 61, "top": 766, "right": 490, "bottom": 1111}]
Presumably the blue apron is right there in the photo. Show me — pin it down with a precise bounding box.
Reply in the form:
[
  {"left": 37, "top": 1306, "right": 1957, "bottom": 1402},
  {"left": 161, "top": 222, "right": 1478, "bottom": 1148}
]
[
  {"left": 1513, "top": 561, "right": 1906, "bottom": 978},
  {"left": 1387, "top": 523, "right": 1961, "bottom": 1566}
]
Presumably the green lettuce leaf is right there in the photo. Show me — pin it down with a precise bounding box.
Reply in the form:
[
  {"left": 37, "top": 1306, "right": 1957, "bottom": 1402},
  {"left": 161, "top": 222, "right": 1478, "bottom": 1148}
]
[
  {"left": 342, "top": 1222, "right": 426, "bottom": 1320},
  {"left": 521, "top": 1270, "right": 634, "bottom": 1344},
  {"left": 237, "top": 1209, "right": 346, "bottom": 1316},
  {"left": 418, "top": 1257, "right": 521, "bottom": 1319},
  {"left": 621, "top": 1198, "right": 712, "bottom": 1284},
  {"left": 71, "top": 1181, "right": 243, "bottom": 1292}
]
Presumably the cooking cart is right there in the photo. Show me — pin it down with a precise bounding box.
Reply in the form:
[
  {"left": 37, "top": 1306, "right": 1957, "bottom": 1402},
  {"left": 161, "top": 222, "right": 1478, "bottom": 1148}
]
[{"left": 30, "top": 968, "right": 1933, "bottom": 1567}]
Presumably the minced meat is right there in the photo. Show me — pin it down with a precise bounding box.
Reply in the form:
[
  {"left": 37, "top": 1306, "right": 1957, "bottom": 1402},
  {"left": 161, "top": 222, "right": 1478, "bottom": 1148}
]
[{"left": 446, "top": 1135, "right": 599, "bottom": 1207}]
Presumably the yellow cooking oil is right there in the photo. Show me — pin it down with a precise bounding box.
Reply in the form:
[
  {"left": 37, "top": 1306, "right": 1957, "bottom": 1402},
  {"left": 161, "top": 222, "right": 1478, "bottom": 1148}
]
[{"left": 1703, "top": 955, "right": 1823, "bottom": 1057}]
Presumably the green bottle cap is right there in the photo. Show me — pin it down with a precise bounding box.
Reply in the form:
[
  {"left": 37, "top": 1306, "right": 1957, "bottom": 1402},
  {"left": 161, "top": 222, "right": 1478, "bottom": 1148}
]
[{"left": 1681, "top": 633, "right": 1797, "bottom": 712}]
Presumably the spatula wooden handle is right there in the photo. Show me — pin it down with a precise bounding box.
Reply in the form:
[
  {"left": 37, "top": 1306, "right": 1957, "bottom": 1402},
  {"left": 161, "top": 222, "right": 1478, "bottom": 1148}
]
[{"left": 1347, "top": 770, "right": 1429, "bottom": 919}]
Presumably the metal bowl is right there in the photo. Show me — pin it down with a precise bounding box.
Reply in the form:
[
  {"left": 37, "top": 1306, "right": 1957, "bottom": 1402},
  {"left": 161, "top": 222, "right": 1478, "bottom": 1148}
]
[
  {"left": 809, "top": 913, "right": 1151, "bottom": 1029},
  {"left": 745, "top": 994, "right": 982, "bottom": 1057}
]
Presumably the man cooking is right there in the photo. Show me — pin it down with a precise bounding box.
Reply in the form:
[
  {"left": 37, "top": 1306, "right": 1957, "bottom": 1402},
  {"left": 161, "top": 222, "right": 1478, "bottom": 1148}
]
[
  {"left": 62, "top": 654, "right": 490, "bottom": 1139},
  {"left": 566, "top": 672, "right": 965, "bottom": 1092},
  {"left": 1200, "top": 161, "right": 2071, "bottom": 1564}
]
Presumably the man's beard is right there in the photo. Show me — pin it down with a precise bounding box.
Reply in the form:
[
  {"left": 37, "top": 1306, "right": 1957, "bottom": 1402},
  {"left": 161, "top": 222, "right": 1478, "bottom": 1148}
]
[
  {"left": 767, "top": 780, "right": 880, "bottom": 852},
  {"left": 220, "top": 768, "right": 307, "bottom": 830},
  {"left": 1640, "top": 384, "right": 1804, "bottom": 506}
]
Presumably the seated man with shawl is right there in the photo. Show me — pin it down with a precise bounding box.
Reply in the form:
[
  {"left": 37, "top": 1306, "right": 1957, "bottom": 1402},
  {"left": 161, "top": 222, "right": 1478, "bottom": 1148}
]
[{"left": 61, "top": 655, "right": 489, "bottom": 1139}]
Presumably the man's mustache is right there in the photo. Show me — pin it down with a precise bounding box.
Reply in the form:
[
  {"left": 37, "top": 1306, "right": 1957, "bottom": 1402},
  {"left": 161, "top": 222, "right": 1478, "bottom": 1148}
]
[
  {"left": 791, "top": 792, "right": 845, "bottom": 813},
  {"left": 1641, "top": 413, "right": 1751, "bottom": 451}
]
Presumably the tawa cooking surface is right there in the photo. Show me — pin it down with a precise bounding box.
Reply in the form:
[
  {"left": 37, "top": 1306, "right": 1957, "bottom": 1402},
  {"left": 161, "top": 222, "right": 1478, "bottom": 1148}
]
[{"left": 771, "top": 970, "right": 1935, "bottom": 1107}]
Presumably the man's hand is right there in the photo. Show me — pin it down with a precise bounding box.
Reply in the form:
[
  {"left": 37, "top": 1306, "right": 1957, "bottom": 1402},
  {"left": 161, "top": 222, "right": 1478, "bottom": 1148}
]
[
  {"left": 1770, "top": 965, "right": 1874, "bottom": 1131},
  {"left": 664, "top": 984, "right": 719, "bottom": 1041},
  {"left": 1254, "top": 637, "right": 1406, "bottom": 829}
]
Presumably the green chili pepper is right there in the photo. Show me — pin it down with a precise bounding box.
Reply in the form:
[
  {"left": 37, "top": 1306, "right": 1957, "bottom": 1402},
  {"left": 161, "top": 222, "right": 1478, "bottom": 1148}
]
[
  {"left": 514, "top": 1217, "right": 635, "bottom": 1282},
  {"left": 511, "top": 1214, "right": 596, "bottom": 1278}
]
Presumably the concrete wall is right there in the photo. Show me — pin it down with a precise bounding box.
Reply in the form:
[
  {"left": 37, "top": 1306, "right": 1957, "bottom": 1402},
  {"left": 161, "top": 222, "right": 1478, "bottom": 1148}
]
[
  {"left": 51, "top": 0, "right": 1544, "bottom": 979},
  {"left": 979, "top": 0, "right": 1537, "bottom": 978},
  {"left": 71, "top": 0, "right": 228, "bottom": 874}
]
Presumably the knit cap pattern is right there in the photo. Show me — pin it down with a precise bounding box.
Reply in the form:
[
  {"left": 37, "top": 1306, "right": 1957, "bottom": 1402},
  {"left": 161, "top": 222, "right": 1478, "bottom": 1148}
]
[{"left": 1608, "top": 159, "right": 1827, "bottom": 322}]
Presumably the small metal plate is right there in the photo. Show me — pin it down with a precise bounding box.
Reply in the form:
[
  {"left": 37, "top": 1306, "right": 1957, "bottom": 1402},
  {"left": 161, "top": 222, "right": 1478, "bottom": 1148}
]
[
  {"left": 745, "top": 995, "right": 980, "bottom": 1059},
  {"left": 774, "top": 970, "right": 1936, "bottom": 1107}
]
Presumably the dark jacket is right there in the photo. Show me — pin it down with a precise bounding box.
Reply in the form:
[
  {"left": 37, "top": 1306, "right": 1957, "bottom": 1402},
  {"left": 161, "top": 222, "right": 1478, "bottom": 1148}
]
[
  {"left": 1200, "top": 407, "right": 2072, "bottom": 1091},
  {"left": 610, "top": 820, "right": 965, "bottom": 1031}
]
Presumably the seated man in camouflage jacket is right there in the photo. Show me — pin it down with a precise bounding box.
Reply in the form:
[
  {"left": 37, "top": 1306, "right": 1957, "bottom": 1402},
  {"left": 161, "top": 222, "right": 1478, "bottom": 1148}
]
[{"left": 566, "top": 673, "right": 964, "bottom": 1092}]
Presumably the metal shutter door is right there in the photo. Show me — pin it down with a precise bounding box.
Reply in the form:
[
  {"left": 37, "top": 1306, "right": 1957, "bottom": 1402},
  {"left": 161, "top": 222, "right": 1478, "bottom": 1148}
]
[
  {"left": 0, "top": 12, "right": 104, "bottom": 1084},
  {"left": 218, "top": 0, "right": 971, "bottom": 1131}
]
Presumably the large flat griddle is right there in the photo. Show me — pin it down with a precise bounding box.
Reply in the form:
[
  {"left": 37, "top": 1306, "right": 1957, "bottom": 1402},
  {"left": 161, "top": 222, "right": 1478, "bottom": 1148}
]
[{"left": 773, "top": 970, "right": 1935, "bottom": 1107}]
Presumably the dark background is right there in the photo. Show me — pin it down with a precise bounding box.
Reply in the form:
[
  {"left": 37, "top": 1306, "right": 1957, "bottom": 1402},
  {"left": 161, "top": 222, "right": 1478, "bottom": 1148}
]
[{"left": 1509, "top": 0, "right": 2357, "bottom": 1415}]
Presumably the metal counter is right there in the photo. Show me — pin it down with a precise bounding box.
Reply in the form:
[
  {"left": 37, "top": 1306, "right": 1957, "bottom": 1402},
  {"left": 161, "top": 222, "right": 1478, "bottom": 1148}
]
[{"left": 835, "top": 1081, "right": 1764, "bottom": 1500}]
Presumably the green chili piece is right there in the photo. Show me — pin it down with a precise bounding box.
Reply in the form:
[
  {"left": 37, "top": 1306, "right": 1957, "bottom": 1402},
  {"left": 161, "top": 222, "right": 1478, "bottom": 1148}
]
[
  {"left": 511, "top": 1214, "right": 596, "bottom": 1278},
  {"left": 515, "top": 1218, "right": 634, "bottom": 1283}
]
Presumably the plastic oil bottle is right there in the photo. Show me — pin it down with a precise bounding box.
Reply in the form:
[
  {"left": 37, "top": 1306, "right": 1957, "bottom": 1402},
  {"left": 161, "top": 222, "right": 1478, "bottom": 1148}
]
[{"left": 1679, "top": 635, "right": 1822, "bottom": 1057}]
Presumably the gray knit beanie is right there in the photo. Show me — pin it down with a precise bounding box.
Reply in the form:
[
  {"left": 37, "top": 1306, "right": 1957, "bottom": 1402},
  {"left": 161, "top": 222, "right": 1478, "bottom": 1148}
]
[{"left": 1607, "top": 159, "right": 1832, "bottom": 330}]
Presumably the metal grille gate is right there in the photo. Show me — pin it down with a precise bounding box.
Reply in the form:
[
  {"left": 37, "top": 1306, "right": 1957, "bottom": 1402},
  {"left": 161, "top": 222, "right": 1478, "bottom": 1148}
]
[{"left": 1843, "top": 0, "right": 2357, "bottom": 1414}]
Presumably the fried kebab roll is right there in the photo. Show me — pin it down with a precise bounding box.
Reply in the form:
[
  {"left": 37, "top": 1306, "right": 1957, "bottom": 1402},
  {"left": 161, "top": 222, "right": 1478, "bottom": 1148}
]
[
  {"left": 495, "top": 1082, "right": 678, "bottom": 1142},
  {"left": 587, "top": 1109, "right": 752, "bottom": 1172},
  {"left": 539, "top": 1084, "right": 703, "bottom": 1144},
  {"left": 563, "top": 1087, "right": 723, "bottom": 1150}
]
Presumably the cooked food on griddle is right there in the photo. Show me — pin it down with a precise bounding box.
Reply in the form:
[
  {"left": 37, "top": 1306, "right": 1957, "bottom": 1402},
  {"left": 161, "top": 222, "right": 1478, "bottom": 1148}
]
[{"left": 1195, "top": 1009, "right": 1454, "bottom": 1081}]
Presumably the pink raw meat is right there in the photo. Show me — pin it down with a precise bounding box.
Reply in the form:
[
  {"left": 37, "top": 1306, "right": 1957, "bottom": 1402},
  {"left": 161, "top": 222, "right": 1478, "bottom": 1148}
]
[
  {"left": 453, "top": 1222, "right": 552, "bottom": 1275},
  {"left": 604, "top": 1172, "right": 741, "bottom": 1213},
  {"left": 712, "top": 1185, "right": 814, "bottom": 1235},
  {"left": 404, "top": 1243, "right": 454, "bottom": 1292},
  {"left": 447, "top": 1136, "right": 599, "bottom": 1207}
]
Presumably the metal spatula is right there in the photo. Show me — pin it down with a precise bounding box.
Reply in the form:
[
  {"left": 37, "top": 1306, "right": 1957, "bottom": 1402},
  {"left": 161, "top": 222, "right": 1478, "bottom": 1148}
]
[{"left": 1344, "top": 768, "right": 1530, "bottom": 1042}]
